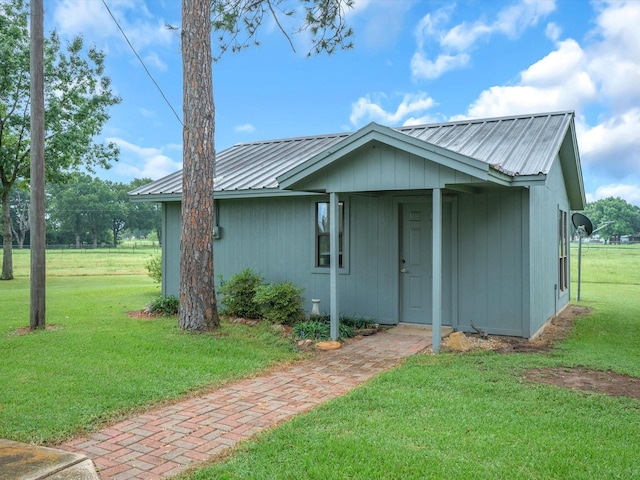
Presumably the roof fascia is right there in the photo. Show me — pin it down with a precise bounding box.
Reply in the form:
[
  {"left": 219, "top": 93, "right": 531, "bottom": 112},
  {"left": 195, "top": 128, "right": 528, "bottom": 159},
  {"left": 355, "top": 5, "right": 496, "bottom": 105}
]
[
  {"left": 129, "top": 193, "right": 181, "bottom": 203},
  {"left": 277, "top": 123, "right": 490, "bottom": 189},
  {"left": 559, "top": 118, "right": 586, "bottom": 210},
  {"left": 214, "top": 189, "right": 322, "bottom": 199},
  {"left": 510, "top": 174, "right": 547, "bottom": 186}
]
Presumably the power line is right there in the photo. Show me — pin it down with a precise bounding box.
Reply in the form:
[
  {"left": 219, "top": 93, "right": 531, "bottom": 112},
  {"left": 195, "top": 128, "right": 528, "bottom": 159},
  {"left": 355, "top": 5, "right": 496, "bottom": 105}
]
[{"left": 101, "top": 0, "right": 183, "bottom": 127}]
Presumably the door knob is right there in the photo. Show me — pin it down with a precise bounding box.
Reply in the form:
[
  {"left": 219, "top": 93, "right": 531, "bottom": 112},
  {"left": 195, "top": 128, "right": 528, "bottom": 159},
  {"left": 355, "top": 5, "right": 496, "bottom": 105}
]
[{"left": 400, "top": 268, "right": 407, "bottom": 273}]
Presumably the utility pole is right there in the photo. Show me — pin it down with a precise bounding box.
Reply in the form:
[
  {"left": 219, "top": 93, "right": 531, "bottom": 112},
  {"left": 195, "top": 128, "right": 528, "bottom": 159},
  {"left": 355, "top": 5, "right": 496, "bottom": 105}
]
[{"left": 30, "top": 0, "right": 46, "bottom": 329}]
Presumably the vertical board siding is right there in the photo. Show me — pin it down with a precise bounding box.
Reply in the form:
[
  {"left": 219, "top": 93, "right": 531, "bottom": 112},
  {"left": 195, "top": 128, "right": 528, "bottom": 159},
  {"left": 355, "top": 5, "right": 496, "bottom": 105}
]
[
  {"left": 210, "top": 195, "right": 398, "bottom": 322},
  {"left": 297, "top": 143, "right": 478, "bottom": 192},
  {"left": 457, "top": 189, "right": 525, "bottom": 336},
  {"left": 528, "top": 155, "right": 570, "bottom": 336},
  {"left": 348, "top": 195, "right": 397, "bottom": 323},
  {"left": 163, "top": 202, "right": 182, "bottom": 297}
]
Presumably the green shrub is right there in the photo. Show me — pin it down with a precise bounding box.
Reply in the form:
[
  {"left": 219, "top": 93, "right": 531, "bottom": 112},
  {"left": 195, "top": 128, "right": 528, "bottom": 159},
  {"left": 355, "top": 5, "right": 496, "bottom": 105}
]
[
  {"left": 146, "top": 295, "right": 179, "bottom": 316},
  {"left": 145, "top": 255, "right": 162, "bottom": 283},
  {"left": 339, "top": 315, "right": 376, "bottom": 330},
  {"left": 254, "top": 282, "right": 305, "bottom": 325},
  {"left": 219, "top": 268, "right": 263, "bottom": 319},
  {"left": 315, "top": 314, "right": 376, "bottom": 332},
  {"left": 292, "top": 320, "right": 329, "bottom": 340},
  {"left": 292, "top": 320, "right": 355, "bottom": 341}
]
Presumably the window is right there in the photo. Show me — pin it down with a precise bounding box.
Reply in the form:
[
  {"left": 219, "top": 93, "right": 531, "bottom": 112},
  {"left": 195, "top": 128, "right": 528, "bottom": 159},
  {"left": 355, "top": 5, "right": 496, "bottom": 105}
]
[
  {"left": 559, "top": 209, "right": 568, "bottom": 292},
  {"left": 316, "top": 201, "right": 344, "bottom": 268}
]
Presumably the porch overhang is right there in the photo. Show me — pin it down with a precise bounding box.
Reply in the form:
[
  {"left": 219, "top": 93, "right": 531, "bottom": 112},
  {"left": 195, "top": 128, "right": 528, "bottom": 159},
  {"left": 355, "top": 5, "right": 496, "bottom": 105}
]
[{"left": 277, "top": 123, "right": 491, "bottom": 191}]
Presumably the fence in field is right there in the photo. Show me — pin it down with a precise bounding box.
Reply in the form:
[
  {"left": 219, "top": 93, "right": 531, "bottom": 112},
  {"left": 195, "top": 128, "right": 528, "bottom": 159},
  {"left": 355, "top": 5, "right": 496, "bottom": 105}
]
[{"left": 11, "top": 243, "right": 161, "bottom": 253}]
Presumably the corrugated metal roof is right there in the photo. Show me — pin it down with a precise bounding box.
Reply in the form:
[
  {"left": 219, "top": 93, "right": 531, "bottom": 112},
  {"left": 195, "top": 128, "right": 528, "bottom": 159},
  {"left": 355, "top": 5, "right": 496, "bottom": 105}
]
[{"left": 130, "top": 111, "right": 574, "bottom": 197}]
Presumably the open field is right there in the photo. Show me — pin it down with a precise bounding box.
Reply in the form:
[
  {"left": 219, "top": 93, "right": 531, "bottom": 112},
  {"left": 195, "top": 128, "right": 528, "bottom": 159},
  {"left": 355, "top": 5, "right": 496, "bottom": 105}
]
[{"left": 5, "top": 244, "right": 159, "bottom": 277}]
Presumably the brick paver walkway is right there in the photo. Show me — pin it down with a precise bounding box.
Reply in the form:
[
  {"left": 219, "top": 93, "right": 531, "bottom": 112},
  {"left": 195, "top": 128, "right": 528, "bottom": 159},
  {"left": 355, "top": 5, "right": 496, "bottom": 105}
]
[{"left": 60, "top": 330, "right": 432, "bottom": 479}]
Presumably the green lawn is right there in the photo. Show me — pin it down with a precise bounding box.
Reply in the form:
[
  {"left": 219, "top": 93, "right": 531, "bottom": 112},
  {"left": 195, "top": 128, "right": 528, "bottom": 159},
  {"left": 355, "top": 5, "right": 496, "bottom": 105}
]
[
  {"left": 182, "top": 244, "right": 640, "bottom": 480},
  {"left": 1, "top": 244, "right": 639, "bottom": 478},
  {"left": 0, "top": 249, "right": 299, "bottom": 444},
  {"left": 7, "top": 244, "right": 157, "bottom": 277}
]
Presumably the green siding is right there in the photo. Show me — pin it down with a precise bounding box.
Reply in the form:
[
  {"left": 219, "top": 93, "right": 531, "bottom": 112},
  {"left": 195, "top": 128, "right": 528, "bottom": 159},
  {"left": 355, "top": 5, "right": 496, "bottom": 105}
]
[
  {"left": 162, "top": 202, "right": 181, "bottom": 297},
  {"left": 296, "top": 142, "right": 479, "bottom": 192},
  {"left": 528, "top": 155, "right": 571, "bottom": 337},
  {"left": 457, "top": 188, "right": 526, "bottom": 336},
  {"left": 159, "top": 155, "right": 573, "bottom": 338}
]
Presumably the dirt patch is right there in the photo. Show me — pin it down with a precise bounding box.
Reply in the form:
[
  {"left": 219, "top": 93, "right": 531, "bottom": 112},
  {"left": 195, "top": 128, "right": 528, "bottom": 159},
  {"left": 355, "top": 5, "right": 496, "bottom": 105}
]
[
  {"left": 524, "top": 367, "right": 640, "bottom": 401},
  {"left": 469, "top": 305, "right": 640, "bottom": 401},
  {"left": 492, "top": 305, "right": 593, "bottom": 354},
  {"left": 13, "top": 324, "right": 59, "bottom": 335},
  {"left": 127, "top": 310, "right": 164, "bottom": 320}
]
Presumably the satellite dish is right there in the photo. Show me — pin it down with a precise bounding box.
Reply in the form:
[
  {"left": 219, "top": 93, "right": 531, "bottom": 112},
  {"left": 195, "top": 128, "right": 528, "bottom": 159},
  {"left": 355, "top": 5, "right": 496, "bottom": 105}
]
[{"left": 572, "top": 212, "right": 593, "bottom": 236}]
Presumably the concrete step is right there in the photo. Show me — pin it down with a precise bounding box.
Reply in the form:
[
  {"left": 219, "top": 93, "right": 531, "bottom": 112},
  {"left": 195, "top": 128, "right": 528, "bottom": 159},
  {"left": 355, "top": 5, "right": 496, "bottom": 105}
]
[{"left": 0, "top": 439, "right": 99, "bottom": 480}]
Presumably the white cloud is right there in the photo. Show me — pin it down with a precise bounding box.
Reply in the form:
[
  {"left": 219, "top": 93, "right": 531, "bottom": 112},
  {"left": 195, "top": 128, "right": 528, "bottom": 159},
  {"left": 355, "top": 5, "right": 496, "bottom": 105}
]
[
  {"left": 492, "top": 0, "right": 556, "bottom": 39},
  {"left": 579, "top": 109, "right": 640, "bottom": 179},
  {"left": 587, "top": 184, "right": 640, "bottom": 207},
  {"left": 545, "top": 22, "right": 561, "bottom": 41},
  {"left": 52, "top": 0, "right": 175, "bottom": 66},
  {"left": 411, "top": 0, "right": 556, "bottom": 80},
  {"left": 466, "top": 39, "right": 597, "bottom": 118},
  {"left": 235, "top": 123, "right": 256, "bottom": 133},
  {"left": 586, "top": 0, "right": 640, "bottom": 110},
  {"left": 107, "top": 137, "right": 182, "bottom": 180},
  {"left": 348, "top": 0, "right": 412, "bottom": 50},
  {"left": 143, "top": 52, "right": 168, "bottom": 72},
  {"left": 410, "top": 52, "right": 470, "bottom": 80},
  {"left": 349, "top": 92, "right": 436, "bottom": 127}
]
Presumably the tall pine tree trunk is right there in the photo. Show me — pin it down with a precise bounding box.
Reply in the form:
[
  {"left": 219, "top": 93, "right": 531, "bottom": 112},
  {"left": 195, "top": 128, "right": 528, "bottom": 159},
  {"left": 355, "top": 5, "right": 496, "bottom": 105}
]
[
  {"left": 179, "top": 0, "right": 219, "bottom": 331},
  {"left": 1, "top": 188, "right": 14, "bottom": 280}
]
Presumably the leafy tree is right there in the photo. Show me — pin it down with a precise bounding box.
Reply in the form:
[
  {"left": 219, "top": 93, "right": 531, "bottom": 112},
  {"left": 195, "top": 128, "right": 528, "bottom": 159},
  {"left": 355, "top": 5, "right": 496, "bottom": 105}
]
[
  {"left": 0, "top": 0, "right": 120, "bottom": 279},
  {"left": 125, "top": 178, "right": 161, "bottom": 243},
  {"left": 9, "top": 186, "right": 29, "bottom": 248},
  {"left": 44, "top": 176, "right": 161, "bottom": 247},
  {"left": 179, "top": 0, "right": 353, "bottom": 331},
  {"left": 582, "top": 197, "right": 640, "bottom": 241}
]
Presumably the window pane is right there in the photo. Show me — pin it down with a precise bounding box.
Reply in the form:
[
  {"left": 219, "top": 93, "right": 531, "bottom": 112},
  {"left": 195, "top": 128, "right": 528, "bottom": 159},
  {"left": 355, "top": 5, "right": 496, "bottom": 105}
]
[
  {"left": 318, "top": 235, "right": 330, "bottom": 266},
  {"left": 315, "top": 201, "right": 345, "bottom": 268},
  {"left": 317, "top": 203, "right": 329, "bottom": 233}
]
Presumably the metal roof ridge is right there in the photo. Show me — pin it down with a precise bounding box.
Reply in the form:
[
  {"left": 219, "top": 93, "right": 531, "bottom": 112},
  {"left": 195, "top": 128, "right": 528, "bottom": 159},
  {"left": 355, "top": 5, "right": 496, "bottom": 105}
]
[
  {"left": 394, "top": 110, "right": 575, "bottom": 131},
  {"left": 228, "top": 131, "right": 351, "bottom": 148}
]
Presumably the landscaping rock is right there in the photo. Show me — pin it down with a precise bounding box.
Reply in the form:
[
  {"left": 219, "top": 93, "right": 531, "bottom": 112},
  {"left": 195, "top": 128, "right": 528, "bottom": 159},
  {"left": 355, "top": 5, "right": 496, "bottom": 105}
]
[
  {"left": 296, "top": 339, "right": 314, "bottom": 351},
  {"left": 316, "top": 341, "right": 342, "bottom": 351},
  {"left": 355, "top": 328, "right": 377, "bottom": 336},
  {"left": 443, "top": 331, "right": 471, "bottom": 352}
]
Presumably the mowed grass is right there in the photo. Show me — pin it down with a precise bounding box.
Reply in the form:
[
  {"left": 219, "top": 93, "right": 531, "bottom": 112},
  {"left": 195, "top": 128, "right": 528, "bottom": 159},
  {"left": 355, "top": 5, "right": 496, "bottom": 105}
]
[
  {"left": 0, "top": 249, "right": 299, "bottom": 444},
  {"left": 182, "top": 244, "right": 640, "bottom": 480},
  {"left": 8, "top": 244, "right": 158, "bottom": 277}
]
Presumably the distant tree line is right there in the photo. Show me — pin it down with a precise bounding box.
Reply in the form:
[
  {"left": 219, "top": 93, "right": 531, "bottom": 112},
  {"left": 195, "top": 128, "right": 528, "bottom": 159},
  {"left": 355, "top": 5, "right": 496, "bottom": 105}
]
[
  {"left": 577, "top": 197, "right": 640, "bottom": 242},
  {"left": 1, "top": 175, "right": 160, "bottom": 248}
]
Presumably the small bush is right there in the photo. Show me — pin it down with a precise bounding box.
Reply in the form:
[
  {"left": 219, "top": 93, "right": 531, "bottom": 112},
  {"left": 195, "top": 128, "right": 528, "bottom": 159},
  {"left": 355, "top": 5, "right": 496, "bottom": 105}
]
[
  {"left": 146, "top": 295, "right": 179, "bottom": 316},
  {"left": 339, "top": 315, "right": 376, "bottom": 330},
  {"left": 292, "top": 320, "right": 355, "bottom": 341},
  {"left": 219, "top": 268, "right": 263, "bottom": 319},
  {"left": 145, "top": 256, "right": 162, "bottom": 283},
  {"left": 254, "top": 282, "right": 305, "bottom": 325},
  {"left": 315, "top": 314, "right": 376, "bottom": 331},
  {"left": 292, "top": 320, "right": 330, "bottom": 340}
]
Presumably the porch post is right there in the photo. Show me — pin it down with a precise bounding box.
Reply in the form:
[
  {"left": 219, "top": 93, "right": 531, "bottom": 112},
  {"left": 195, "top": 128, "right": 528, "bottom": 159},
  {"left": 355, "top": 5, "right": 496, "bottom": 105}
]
[
  {"left": 432, "top": 188, "right": 442, "bottom": 353},
  {"left": 329, "top": 192, "right": 340, "bottom": 340}
]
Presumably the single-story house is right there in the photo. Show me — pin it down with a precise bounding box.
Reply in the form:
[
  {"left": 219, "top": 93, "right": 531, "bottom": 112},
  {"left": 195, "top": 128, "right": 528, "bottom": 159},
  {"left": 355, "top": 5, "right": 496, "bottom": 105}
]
[{"left": 130, "top": 111, "right": 585, "bottom": 342}]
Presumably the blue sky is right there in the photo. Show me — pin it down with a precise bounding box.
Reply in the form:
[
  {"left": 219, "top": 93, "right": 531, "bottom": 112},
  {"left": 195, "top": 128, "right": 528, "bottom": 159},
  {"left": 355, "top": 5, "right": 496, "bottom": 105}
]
[{"left": 47, "top": 0, "right": 640, "bottom": 207}]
